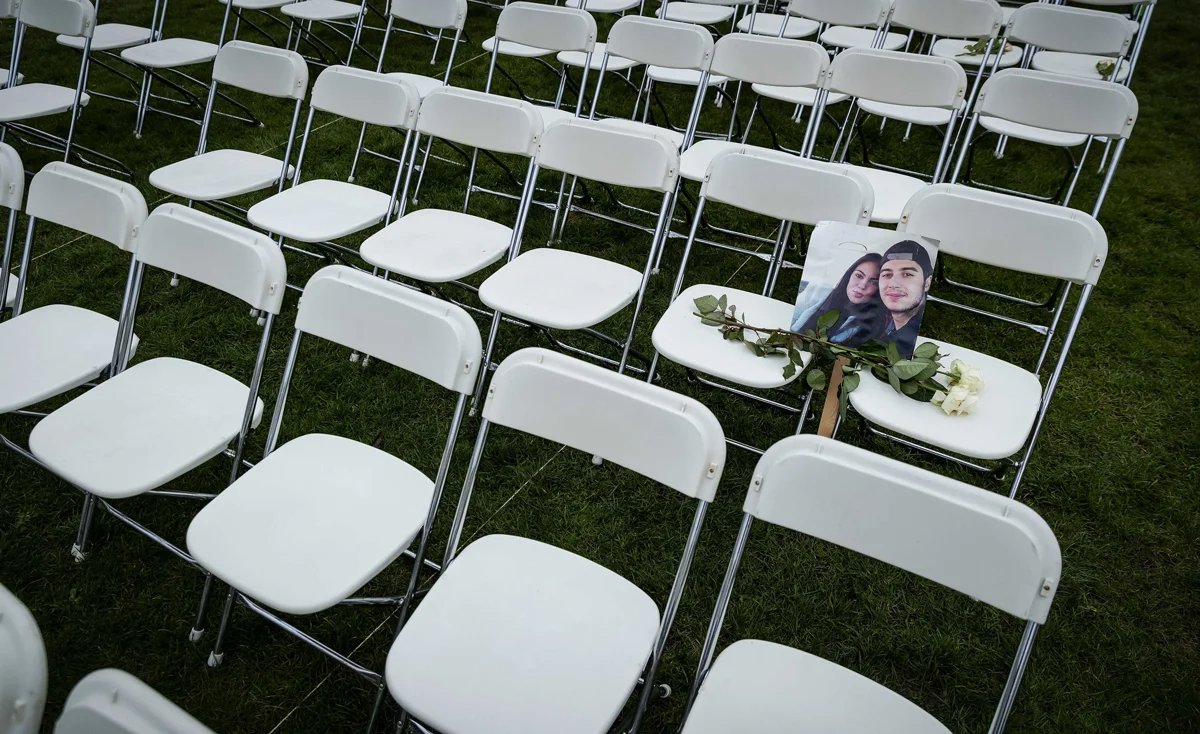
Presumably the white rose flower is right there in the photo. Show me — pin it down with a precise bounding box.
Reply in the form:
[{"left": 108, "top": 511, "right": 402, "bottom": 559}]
[
  {"left": 937, "top": 385, "right": 974, "bottom": 416},
  {"left": 958, "top": 367, "right": 985, "bottom": 394}
]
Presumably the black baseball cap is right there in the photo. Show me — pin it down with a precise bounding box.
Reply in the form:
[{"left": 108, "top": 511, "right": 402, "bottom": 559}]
[{"left": 882, "top": 240, "right": 933, "bottom": 277}]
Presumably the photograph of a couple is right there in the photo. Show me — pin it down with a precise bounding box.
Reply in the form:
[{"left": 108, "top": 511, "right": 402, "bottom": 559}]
[{"left": 791, "top": 222, "right": 939, "bottom": 359}]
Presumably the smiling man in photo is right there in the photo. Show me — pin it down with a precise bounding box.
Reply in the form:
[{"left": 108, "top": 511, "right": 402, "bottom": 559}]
[{"left": 879, "top": 240, "right": 934, "bottom": 358}]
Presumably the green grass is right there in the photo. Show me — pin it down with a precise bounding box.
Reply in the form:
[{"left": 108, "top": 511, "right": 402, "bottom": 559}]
[{"left": 1, "top": 1, "right": 1198, "bottom": 732}]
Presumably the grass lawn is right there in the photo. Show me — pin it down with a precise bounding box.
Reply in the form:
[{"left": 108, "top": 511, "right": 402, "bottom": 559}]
[{"left": 0, "top": 1, "right": 1197, "bottom": 731}]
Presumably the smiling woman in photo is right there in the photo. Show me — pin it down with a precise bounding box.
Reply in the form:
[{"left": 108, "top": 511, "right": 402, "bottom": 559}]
[{"left": 793, "top": 252, "right": 885, "bottom": 345}]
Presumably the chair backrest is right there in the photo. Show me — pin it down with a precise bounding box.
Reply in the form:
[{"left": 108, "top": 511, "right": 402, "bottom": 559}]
[
  {"left": 416, "top": 87, "right": 542, "bottom": 157},
  {"left": 25, "top": 163, "right": 147, "bottom": 253},
  {"left": 495, "top": 2, "right": 596, "bottom": 54},
  {"left": 0, "top": 142, "right": 24, "bottom": 212},
  {"left": 787, "top": 0, "right": 890, "bottom": 28},
  {"left": 900, "top": 184, "right": 1107, "bottom": 285},
  {"left": 537, "top": 119, "right": 679, "bottom": 192},
  {"left": 295, "top": 265, "right": 481, "bottom": 394},
  {"left": 829, "top": 47, "right": 969, "bottom": 110},
  {"left": 18, "top": 0, "right": 94, "bottom": 37},
  {"left": 709, "top": 34, "right": 829, "bottom": 88},
  {"left": 389, "top": 0, "right": 467, "bottom": 30},
  {"left": 137, "top": 204, "right": 287, "bottom": 314},
  {"left": 0, "top": 584, "right": 48, "bottom": 734},
  {"left": 974, "top": 68, "right": 1138, "bottom": 139},
  {"left": 212, "top": 41, "right": 308, "bottom": 100},
  {"left": 606, "top": 16, "right": 714, "bottom": 71},
  {"left": 890, "top": 0, "right": 1003, "bottom": 39},
  {"left": 54, "top": 670, "right": 214, "bottom": 734},
  {"left": 310, "top": 66, "right": 420, "bottom": 129},
  {"left": 1007, "top": 2, "right": 1134, "bottom": 56},
  {"left": 748, "top": 435, "right": 1060, "bottom": 622},
  {"left": 484, "top": 348, "right": 725, "bottom": 501},
  {"left": 702, "top": 150, "right": 873, "bottom": 226}
]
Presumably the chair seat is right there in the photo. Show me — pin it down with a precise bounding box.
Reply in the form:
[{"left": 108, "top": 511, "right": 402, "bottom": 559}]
[
  {"left": 646, "top": 66, "right": 729, "bottom": 87},
  {"left": 857, "top": 99, "right": 953, "bottom": 127},
  {"left": 751, "top": 83, "right": 847, "bottom": 108},
  {"left": 978, "top": 116, "right": 1088, "bottom": 148},
  {"left": 360, "top": 208, "right": 513, "bottom": 283},
  {"left": 658, "top": 2, "right": 736, "bottom": 25},
  {"left": 653, "top": 284, "right": 806, "bottom": 390},
  {"left": 930, "top": 38, "right": 1022, "bottom": 68},
  {"left": 219, "top": 0, "right": 295, "bottom": 8},
  {"left": 0, "top": 84, "right": 90, "bottom": 123},
  {"left": 736, "top": 12, "right": 819, "bottom": 38},
  {"left": 248, "top": 180, "right": 392, "bottom": 243},
  {"left": 282, "top": 0, "right": 361, "bottom": 21},
  {"left": 535, "top": 105, "right": 578, "bottom": 129},
  {"left": 121, "top": 38, "right": 219, "bottom": 69},
  {"left": 1032, "top": 51, "right": 1130, "bottom": 83},
  {"left": 0, "top": 305, "right": 134, "bottom": 414},
  {"left": 558, "top": 43, "right": 638, "bottom": 72},
  {"left": 149, "top": 149, "right": 291, "bottom": 201},
  {"left": 57, "top": 23, "right": 153, "bottom": 52},
  {"left": 849, "top": 166, "right": 925, "bottom": 224},
  {"left": 187, "top": 433, "right": 434, "bottom": 615},
  {"left": 479, "top": 248, "right": 642, "bottom": 331},
  {"left": 482, "top": 36, "right": 552, "bottom": 58},
  {"left": 385, "top": 72, "right": 443, "bottom": 98},
  {"left": 682, "top": 639, "right": 951, "bottom": 734},
  {"left": 680, "top": 139, "right": 746, "bottom": 182},
  {"left": 597, "top": 118, "right": 685, "bottom": 149},
  {"left": 564, "top": 0, "right": 639, "bottom": 11},
  {"left": 819, "top": 26, "right": 906, "bottom": 51},
  {"left": 849, "top": 338, "right": 1042, "bottom": 460},
  {"left": 28, "top": 357, "right": 263, "bottom": 499},
  {"left": 386, "top": 534, "right": 659, "bottom": 734}
]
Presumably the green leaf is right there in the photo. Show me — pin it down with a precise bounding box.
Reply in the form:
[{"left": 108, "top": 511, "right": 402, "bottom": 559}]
[
  {"left": 766, "top": 332, "right": 792, "bottom": 346},
  {"left": 806, "top": 368, "right": 827, "bottom": 390},
  {"left": 816, "top": 309, "right": 840, "bottom": 331},
  {"left": 717, "top": 294, "right": 728, "bottom": 312},
  {"left": 838, "top": 384, "right": 849, "bottom": 422},
  {"left": 886, "top": 341, "right": 902, "bottom": 365},
  {"left": 914, "top": 342, "right": 940, "bottom": 360},
  {"left": 842, "top": 371, "right": 860, "bottom": 393},
  {"left": 722, "top": 327, "right": 744, "bottom": 341},
  {"left": 693, "top": 295, "right": 719, "bottom": 314},
  {"left": 892, "top": 360, "right": 927, "bottom": 380},
  {"left": 699, "top": 315, "right": 724, "bottom": 327},
  {"left": 916, "top": 362, "right": 940, "bottom": 381},
  {"left": 900, "top": 380, "right": 919, "bottom": 395},
  {"left": 782, "top": 361, "right": 797, "bottom": 379},
  {"left": 888, "top": 368, "right": 902, "bottom": 394}
]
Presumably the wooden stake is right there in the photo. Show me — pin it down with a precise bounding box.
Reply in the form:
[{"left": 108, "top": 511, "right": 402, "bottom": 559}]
[{"left": 817, "top": 357, "right": 850, "bottom": 438}]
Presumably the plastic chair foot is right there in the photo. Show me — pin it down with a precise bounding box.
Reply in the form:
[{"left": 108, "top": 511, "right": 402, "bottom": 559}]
[
  {"left": 170, "top": 276, "right": 180, "bottom": 287},
  {"left": 207, "top": 651, "right": 224, "bottom": 668},
  {"left": 591, "top": 454, "right": 604, "bottom": 466},
  {"left": 70, "top": 544, "right": 86, "bottom": 563},
  {"left": 350, "top": 351, "right": 361, "bottom": 363},
  {"left": 188, "top": 628, "right": 205, "bottom": 642}
]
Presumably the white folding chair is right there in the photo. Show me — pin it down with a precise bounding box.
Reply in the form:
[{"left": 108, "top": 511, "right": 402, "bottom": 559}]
[
  {"left": 0, "top": 162, "right": 145, "bottom": 426},
  {"left": 680, "top": 434, "right": 1061, "bottom": 734},
  {"left": 847, "top": 184, "right": 1108, "bottom": 498},
  {"left": 734, "top": 0, "right": 820, "bottom": 39},
  {"left": 1010, "top": 2, "right": 1135, "bottom": 84},
  {"left": 565, "top": 0, "right": 643, "bottom": 14},
  {"left": 890, "top": 0, "right": 1006, "bottom": 106},
  {"left": 0, "top": 0, "right": 119, "bottom": 174},
  {"left": 658, "top": 0, "right": 751, "bottom": 32},
  {"left": 360, "top": 87, "right": 542, "bottom": 290},
  {"left": 23, "top": 203, "right": 285, "bottom": 562},
  {"left": 246, "top": 66, "right": 420, "bottom": 263},
  {"left": 648, "top": 150, "right": 874, "bottom": 451},
  {"left": 950, "top": 67, "right": 1139, "bottom": 214},
  {"left": 385, "top": 347, "right": 726, "bottom": 734},
  {"left": 149, "top": 40, "right": 308, "bottom": 210},
  {"left": 280, "top": 0, "right": 370, "bottom": 67},
  {"left": 810, "top": 47, "right": 968, "bottom": 223},
  {"left": 0, "top": 0, "right": 24, "bottom": 88},
  {"left": 186, "top": 266, "right": 480, "bottom": 733},
  {"left": 473, "top": 119, "right": 680, "bottom": 404},
  {"left": 0, "top": 583, "right": 213, "bottom": 734},
  {"left": 800, "top": 0, "right": 905, "bottom": 52},
  {"left": 1063, "top": 0, "right": 1155, "bottom": 83}
]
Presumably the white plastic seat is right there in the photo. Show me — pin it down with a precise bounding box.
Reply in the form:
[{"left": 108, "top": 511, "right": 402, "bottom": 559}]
[
  {"left": 481, "top": 36, "right": 552, "bottom": 58},
  {"left": 931, "top": 38, "right": 1021, "bottom": 68},
  {"left": 658, "top": 2, "right": 737, "bottom": 25},
  {"left": 558, "top": 42, "right": 637, "bottom": 72},
  {"left": 219, "top": 0, "right": 294, "bottom": 8},
  {"left": 535, "top": 104, "right": 577, "bottom": 129},
  {"left": 29, "top": 357, "right": 264, "bottom": 499},
  {"left": 0, "top": 84, "right": 90, "bottom": 122},
  {"left": 819, "top": 26, "right": 907, "bottom": 50},
  {"left": 282, "top": 0, "right": 360, "bottom": 20},
  {"left": 646, "top": 66, "right": 729, "bottom": 86},
  {"left": 0, "top": 305, "right": 132, "bottom": 414},
  {"left": 851, "top": 167, "right": 925, "bottom": 223},
  {"left": 56, "top": 23, "right": 151, "bottom": 51},
  {"left": 119, "top": 38, "right": 219, "bottom": 68},
  {"left": 752, "top": 83, "right": 846, "bottom": 108},
  {"left": 564, "top": 0, "right": 639, "bottom": 11},
  {"left": 679, "top": 138, "right": 743, "bottom": 181},
  {"left": 480, "top": 248, "right": 643, "bottom": 331},
  {"left": 736, "top": 12, "right": 819, "bottom": 38},
  {"left": 1032, "top": 50, "right": 1130, "bottom": 82},
  {"left": 388, "top": 534, "right": 660, "bottom": 734},
  {"left": 247, "top": 180, "right": 392, "bottom": 243},
  {"left": 385, "top": 71, "right": 443, "bottom": 98},
  {"left": 361, "top": 209, "right": 513, "bottom": 283},
  {"left": 978, "top": 116, "right": 1089, "bottom": 148},
  {"left": 188, "top": 433, "right": 434, "bottom": 615},
  {"left": 653, "top": 284, "right": 803, "bottom": 389},
  {"left": 597, "top": 117, "right": 686, "bottom": 148},
  {"left": 857, "top": 99, "right": 953, "bottom": 126},
  {"left": 850, "top": 337, "right": 1041, "bottom": 459},
  {"left": 683, "top": 639, "right": 950, "bottom": 734},
  {"left": 149, "top": 149, "right": 295, "bottom": 201}
]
